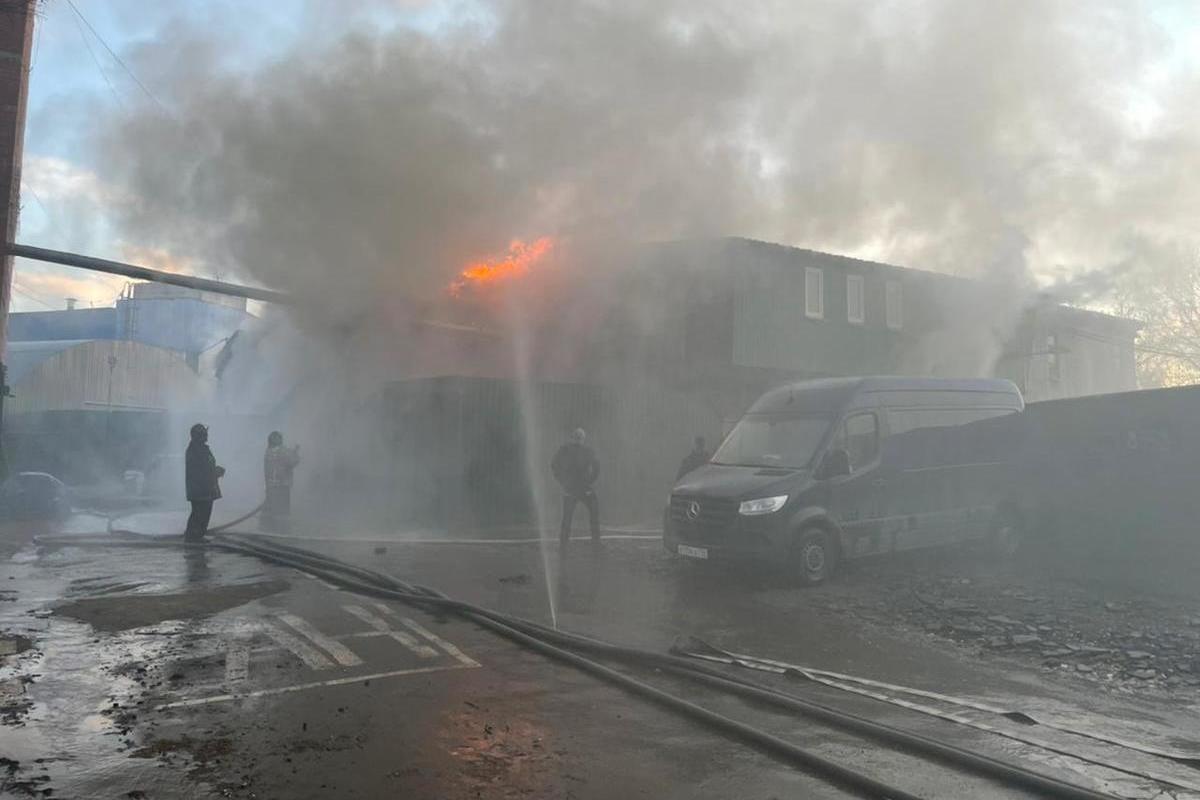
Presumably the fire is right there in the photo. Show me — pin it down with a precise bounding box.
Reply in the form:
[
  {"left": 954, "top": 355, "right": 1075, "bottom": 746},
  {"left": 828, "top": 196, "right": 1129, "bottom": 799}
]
[{"left": 449, "top": 237, "right": 554, "bottom": 296}]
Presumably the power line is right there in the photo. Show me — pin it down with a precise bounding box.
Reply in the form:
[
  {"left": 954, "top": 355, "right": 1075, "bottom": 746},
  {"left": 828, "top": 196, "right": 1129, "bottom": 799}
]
[
  {"left": 65, "top": 0, "right": 167, "bottom": 115},
  {"left": 67, "top": 0, "right": 126, "bottom": 111},
  {"left": 11, "top": 281, "right": 57, "bottom": 310},
  {"left": 20, "top": 182, "right": 49, "bottom": 218}
]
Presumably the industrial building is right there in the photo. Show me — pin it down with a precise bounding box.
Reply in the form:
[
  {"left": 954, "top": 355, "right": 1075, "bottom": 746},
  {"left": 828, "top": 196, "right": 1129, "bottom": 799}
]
[
  {"left": 382, "top": 238, "right": 1140, "bottom": 526},
  {"left": 2, "top": 283, "right": 251, "bottom": 483}
]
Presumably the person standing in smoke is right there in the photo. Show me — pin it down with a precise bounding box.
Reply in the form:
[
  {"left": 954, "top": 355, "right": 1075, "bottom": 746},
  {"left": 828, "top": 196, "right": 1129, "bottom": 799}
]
[
  {"left": 261, "top": 431, "right": 301, "bottom": 533},
  {"left": 552, "top": 428, "right": 601, "bottom": 544},
  {"left": 676, "top": 435, "right": 710, "bottom": 480},
  {"left": 184, "top": 423, "right": 224, "bottom": 542}
]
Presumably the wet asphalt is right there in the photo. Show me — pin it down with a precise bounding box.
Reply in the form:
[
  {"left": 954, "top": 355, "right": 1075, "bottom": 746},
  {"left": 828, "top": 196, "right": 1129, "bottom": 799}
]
[{"left": 2, "top": 511, "right": 1200, "bottom": 799}]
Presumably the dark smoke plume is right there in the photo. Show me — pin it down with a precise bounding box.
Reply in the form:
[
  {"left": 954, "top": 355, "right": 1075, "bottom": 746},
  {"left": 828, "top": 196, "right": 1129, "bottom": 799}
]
[{"left": 91, "top": 0, "right": 1200, "bottom": 327}]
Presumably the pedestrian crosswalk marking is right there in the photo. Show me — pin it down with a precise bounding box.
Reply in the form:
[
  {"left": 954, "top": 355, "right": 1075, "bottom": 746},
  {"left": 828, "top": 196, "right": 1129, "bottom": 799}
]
[
  {"left": 342, "top": 605, "right": 439, "bottom": 658},
  {"left": 370, "top": 603, "right": 481, "bottom": 668},
  {"left": 156, "top": 599, "right": 480, "bottom": 707},
  {"left": 277, "top": 613, "right": 363, "bottom": 667},
  {"left": 224, "top": 642, "right": 250, "bottom": 685},
  {"left": 264, "top": 619, "right": 335, "bottom": 670}
]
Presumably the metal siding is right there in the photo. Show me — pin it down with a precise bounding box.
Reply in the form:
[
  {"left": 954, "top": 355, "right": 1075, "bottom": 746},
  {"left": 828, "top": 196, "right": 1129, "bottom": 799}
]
[
  {"left": 7, "top": 308, "right": 118, "bottom": 342},
  {"left": 117, "top": 297, "right": 251, "bottom": 354},
  {"left": 734, "top": 270, "right": 898, "bottom": 375},
  {"left": 7, "top": 340, "right": 210, "bottom": 414}
]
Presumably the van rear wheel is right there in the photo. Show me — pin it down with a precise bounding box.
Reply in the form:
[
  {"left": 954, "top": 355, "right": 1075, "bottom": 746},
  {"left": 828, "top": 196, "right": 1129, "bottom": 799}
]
[{"left": 793, "top": 527, "right": 838, "bottom": 586}]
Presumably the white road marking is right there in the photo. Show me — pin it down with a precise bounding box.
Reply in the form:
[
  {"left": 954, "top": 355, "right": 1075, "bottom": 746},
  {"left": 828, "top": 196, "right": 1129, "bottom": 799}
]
[
  {"left": 264, "top": 619, "right": 336, "bottom": 670},
  {"left": 342, "top": 605, "right": 439, "bottom": 658},
  {"left": 154, "top": 662, "right": 479, "bottom": 709},
  {"left": 249, "top": 531, "right": 660, "bottom": 545},
  {"left": 277, "top": 613, "right": 363, "bottom": 667},
  {"left": 224, "top": 643, "right": 250, "bottom": 685},
  {"left": 371, "top": 602, "right": 479, "bottom": 666},
  {"left": 400, "top": 615, "right": 479, "bottom": 668}
]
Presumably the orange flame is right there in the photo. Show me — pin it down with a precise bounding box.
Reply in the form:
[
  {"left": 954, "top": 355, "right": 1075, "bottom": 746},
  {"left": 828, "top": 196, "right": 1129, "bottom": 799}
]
[{"left": 449, "top": 237, "right": 554, "bottom": 296}]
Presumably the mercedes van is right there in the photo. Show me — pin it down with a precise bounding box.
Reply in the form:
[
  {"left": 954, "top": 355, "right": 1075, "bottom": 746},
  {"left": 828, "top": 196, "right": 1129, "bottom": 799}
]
[{"left": 664, "top": 377, "right": 1025, "bottom": 584}]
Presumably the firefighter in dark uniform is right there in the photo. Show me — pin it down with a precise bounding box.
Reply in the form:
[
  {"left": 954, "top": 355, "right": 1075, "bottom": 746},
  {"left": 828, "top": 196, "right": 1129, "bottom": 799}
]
[
  {"left": 261, "top": 431, "right": 300, "bottom": 533},
  {"left": 552, "top": 428, "right": 600, "bottom": 544},
  {"left": 184, "top": 423, "right": 224, "bottom": 541}
]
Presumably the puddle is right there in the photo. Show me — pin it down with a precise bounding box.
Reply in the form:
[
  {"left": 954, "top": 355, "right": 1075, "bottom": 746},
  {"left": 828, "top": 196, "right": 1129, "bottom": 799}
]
[{"left": 53, "top": 579, "right": 290, "bottom": 632}]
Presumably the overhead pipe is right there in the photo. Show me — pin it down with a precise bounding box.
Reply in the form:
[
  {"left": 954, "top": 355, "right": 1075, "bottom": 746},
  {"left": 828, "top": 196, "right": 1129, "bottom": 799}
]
[{"left": 6, "top": 243, "right": 289, "bottom": 305}]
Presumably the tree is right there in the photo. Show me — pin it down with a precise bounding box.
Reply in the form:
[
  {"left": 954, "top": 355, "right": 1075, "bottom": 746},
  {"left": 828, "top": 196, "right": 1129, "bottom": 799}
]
[{"left": 1112, "top": 252, "right": 1200, "bottom": 388}]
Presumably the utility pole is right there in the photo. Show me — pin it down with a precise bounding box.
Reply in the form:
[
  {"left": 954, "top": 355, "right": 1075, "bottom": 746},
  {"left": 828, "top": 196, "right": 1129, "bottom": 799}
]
[{"left": 0, "top": 0, "right": 35, "bottom": 480}]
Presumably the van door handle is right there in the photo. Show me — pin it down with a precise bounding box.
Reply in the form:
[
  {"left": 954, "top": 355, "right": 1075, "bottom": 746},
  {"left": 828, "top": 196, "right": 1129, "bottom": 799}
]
[{"left": 872, "top": 479, "right": 888, "bottom": 488}]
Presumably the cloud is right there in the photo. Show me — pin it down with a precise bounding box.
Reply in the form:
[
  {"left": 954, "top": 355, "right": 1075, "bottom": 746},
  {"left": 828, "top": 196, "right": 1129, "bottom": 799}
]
[
  {"left": 12, "top": 264, "right": 126, "bottom": 310},
  {"left": 23, "top": 156, "right": 126, "bottom": 206}
]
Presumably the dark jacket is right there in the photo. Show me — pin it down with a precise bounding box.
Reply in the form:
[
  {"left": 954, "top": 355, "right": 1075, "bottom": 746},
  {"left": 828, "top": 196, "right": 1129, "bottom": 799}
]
[
  {"left": 552, "top": 443, "right": 599, "bottom": 496},
  {"left": 186, "top": 441, "right": 222, "bottom": 502},
  {"left": 676, "top": 448, "right": 710, "bottom": 480}
]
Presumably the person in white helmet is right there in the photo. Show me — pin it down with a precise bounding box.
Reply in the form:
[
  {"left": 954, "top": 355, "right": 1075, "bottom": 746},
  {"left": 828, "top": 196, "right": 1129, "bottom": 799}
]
[{"left": 551, "top": 428, "right": 600, "bottom": 544}]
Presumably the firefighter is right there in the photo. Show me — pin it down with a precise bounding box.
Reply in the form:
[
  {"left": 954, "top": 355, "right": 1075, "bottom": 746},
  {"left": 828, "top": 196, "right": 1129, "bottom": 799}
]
[
  {"left": 184, "top": 423, "right": 224, "bottom": 541},
  {"left": 261, "top": 431, "right": 300, "bottom": 533},
  {"left": 676, "top": 435, "right": 711, "bottom": 480},
  {"left": 552, "top": 428, "right": 600, "bottom": 544}
]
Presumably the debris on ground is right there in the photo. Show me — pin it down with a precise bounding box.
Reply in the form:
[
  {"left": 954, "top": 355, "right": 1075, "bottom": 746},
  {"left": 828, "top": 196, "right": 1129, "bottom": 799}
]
[{"left": 815, "top": 551, "right": 1200, "bottom": 696}]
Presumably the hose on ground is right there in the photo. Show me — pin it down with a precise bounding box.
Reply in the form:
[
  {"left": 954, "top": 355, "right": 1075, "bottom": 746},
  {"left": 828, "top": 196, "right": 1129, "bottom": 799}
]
[
  {"left": 36, "top": 528, "right": 1124, "bottom": 800},
  {"left": 212, "top": 531, "right": 1123, "bottom": 800},
  {"left": 104, "top": 503, "right": 264, "bottom": 536}
]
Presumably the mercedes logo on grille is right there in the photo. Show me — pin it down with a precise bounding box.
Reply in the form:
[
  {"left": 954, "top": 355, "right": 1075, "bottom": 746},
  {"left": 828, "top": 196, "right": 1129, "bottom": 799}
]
[{"left": 686, "top": 501, "right": 701, "bottom": 520}]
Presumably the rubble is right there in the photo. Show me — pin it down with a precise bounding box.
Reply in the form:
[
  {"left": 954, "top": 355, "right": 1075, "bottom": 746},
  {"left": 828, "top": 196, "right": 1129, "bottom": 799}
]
[{"left": 838, "top": 555, "right": 1200, "bottom": 695}]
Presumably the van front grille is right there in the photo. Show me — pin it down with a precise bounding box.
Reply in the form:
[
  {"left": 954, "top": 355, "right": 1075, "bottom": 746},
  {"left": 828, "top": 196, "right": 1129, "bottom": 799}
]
[{"left": 670, "top": 495, "right": 737, "bottom": 542}]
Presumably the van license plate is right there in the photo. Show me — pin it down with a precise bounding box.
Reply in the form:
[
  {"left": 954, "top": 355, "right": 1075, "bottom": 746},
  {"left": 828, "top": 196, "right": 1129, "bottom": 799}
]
[{"left": 678, "top": 545, "right": 708, "bottom": 559}]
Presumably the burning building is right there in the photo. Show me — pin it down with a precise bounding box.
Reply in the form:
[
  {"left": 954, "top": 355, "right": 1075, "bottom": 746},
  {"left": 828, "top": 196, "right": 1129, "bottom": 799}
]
[{"left": 379, "top": 236, "right": 1138, "bottom": 528}]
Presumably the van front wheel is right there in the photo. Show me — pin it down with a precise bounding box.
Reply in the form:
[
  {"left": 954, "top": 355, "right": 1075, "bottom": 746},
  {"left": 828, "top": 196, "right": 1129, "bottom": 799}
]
[{"left": 793, "top": 527, "right": 838, "bottom": 586}]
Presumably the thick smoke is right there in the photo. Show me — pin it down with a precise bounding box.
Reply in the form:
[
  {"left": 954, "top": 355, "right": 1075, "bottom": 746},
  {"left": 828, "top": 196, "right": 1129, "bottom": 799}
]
[
  {"left": 79, "top": 0, "right": 1200, "bottom": 525},
  {"left": 93, "top": 0, "right": 1200, "bottom": 317}
]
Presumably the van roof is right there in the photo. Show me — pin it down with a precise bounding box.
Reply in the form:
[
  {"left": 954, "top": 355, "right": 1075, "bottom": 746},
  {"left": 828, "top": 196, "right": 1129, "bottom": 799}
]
[{"left": 748, "top": 376, "right": 1021, "bottom": 414}]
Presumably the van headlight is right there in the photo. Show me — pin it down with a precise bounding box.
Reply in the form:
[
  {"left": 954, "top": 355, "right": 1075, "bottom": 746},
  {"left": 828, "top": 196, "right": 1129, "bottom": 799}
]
[{"left": 738, "top": 495, "right": 788, "bottom": 516}]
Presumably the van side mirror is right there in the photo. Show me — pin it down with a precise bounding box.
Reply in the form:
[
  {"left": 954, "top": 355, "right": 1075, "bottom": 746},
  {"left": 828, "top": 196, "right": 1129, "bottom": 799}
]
[{"left": 818, "top": 448, "right": 851, "bottom": 480}]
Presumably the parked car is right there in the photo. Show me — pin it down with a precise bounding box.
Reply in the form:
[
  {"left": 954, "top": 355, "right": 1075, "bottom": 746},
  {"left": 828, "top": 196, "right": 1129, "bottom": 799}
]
[
  {"left": 0, "top": 471, "right": 71, "bottom": 521},
  {"left": 144, "top": 454, "right": 185, "bottom": 499},
  {"left": 664, "top": 376, "right": 1025, "bottom": 584}
]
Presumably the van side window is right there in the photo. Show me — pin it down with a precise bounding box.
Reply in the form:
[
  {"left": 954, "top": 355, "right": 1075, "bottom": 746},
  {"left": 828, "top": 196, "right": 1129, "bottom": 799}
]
[{"left": 842, "top": 413, "right": 878, "bottom": 471}]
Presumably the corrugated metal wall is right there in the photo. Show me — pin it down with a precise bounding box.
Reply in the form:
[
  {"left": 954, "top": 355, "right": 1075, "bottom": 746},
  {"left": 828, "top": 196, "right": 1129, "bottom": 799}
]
[{"left": 6, "top": 340, "right": 211, "bottom": 414}]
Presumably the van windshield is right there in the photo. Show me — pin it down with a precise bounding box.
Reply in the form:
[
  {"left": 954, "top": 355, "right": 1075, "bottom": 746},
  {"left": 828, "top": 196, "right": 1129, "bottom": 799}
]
[{"left": 712, "top": 415, "right": 831, "bottom": 469}]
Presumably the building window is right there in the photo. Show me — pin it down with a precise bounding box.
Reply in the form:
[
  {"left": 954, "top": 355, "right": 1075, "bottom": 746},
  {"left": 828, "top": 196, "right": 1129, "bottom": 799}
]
[
  {"left": 1046, "top": 334, "right": 1061, "bottom": 381},
  {"left": 885, "top": 279, "right": 903, "bottom": 330},
  {"left": 805, "top": 267, "right": 824, "bottom": 319},
  {"left": 846, "top": 275, "right": 865, "bottom": 325}
]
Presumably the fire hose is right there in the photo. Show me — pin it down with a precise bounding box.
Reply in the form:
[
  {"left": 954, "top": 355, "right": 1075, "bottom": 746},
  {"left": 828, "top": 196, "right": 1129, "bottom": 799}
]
[{"left": 39, "top": 522, "right": 1126, "bottom": 800}]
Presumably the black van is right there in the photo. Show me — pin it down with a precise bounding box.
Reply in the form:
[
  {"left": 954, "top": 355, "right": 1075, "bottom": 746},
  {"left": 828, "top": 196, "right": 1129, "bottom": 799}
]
[{"left": 664, "top": 377, "right": 1025, "bottom": 584}]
